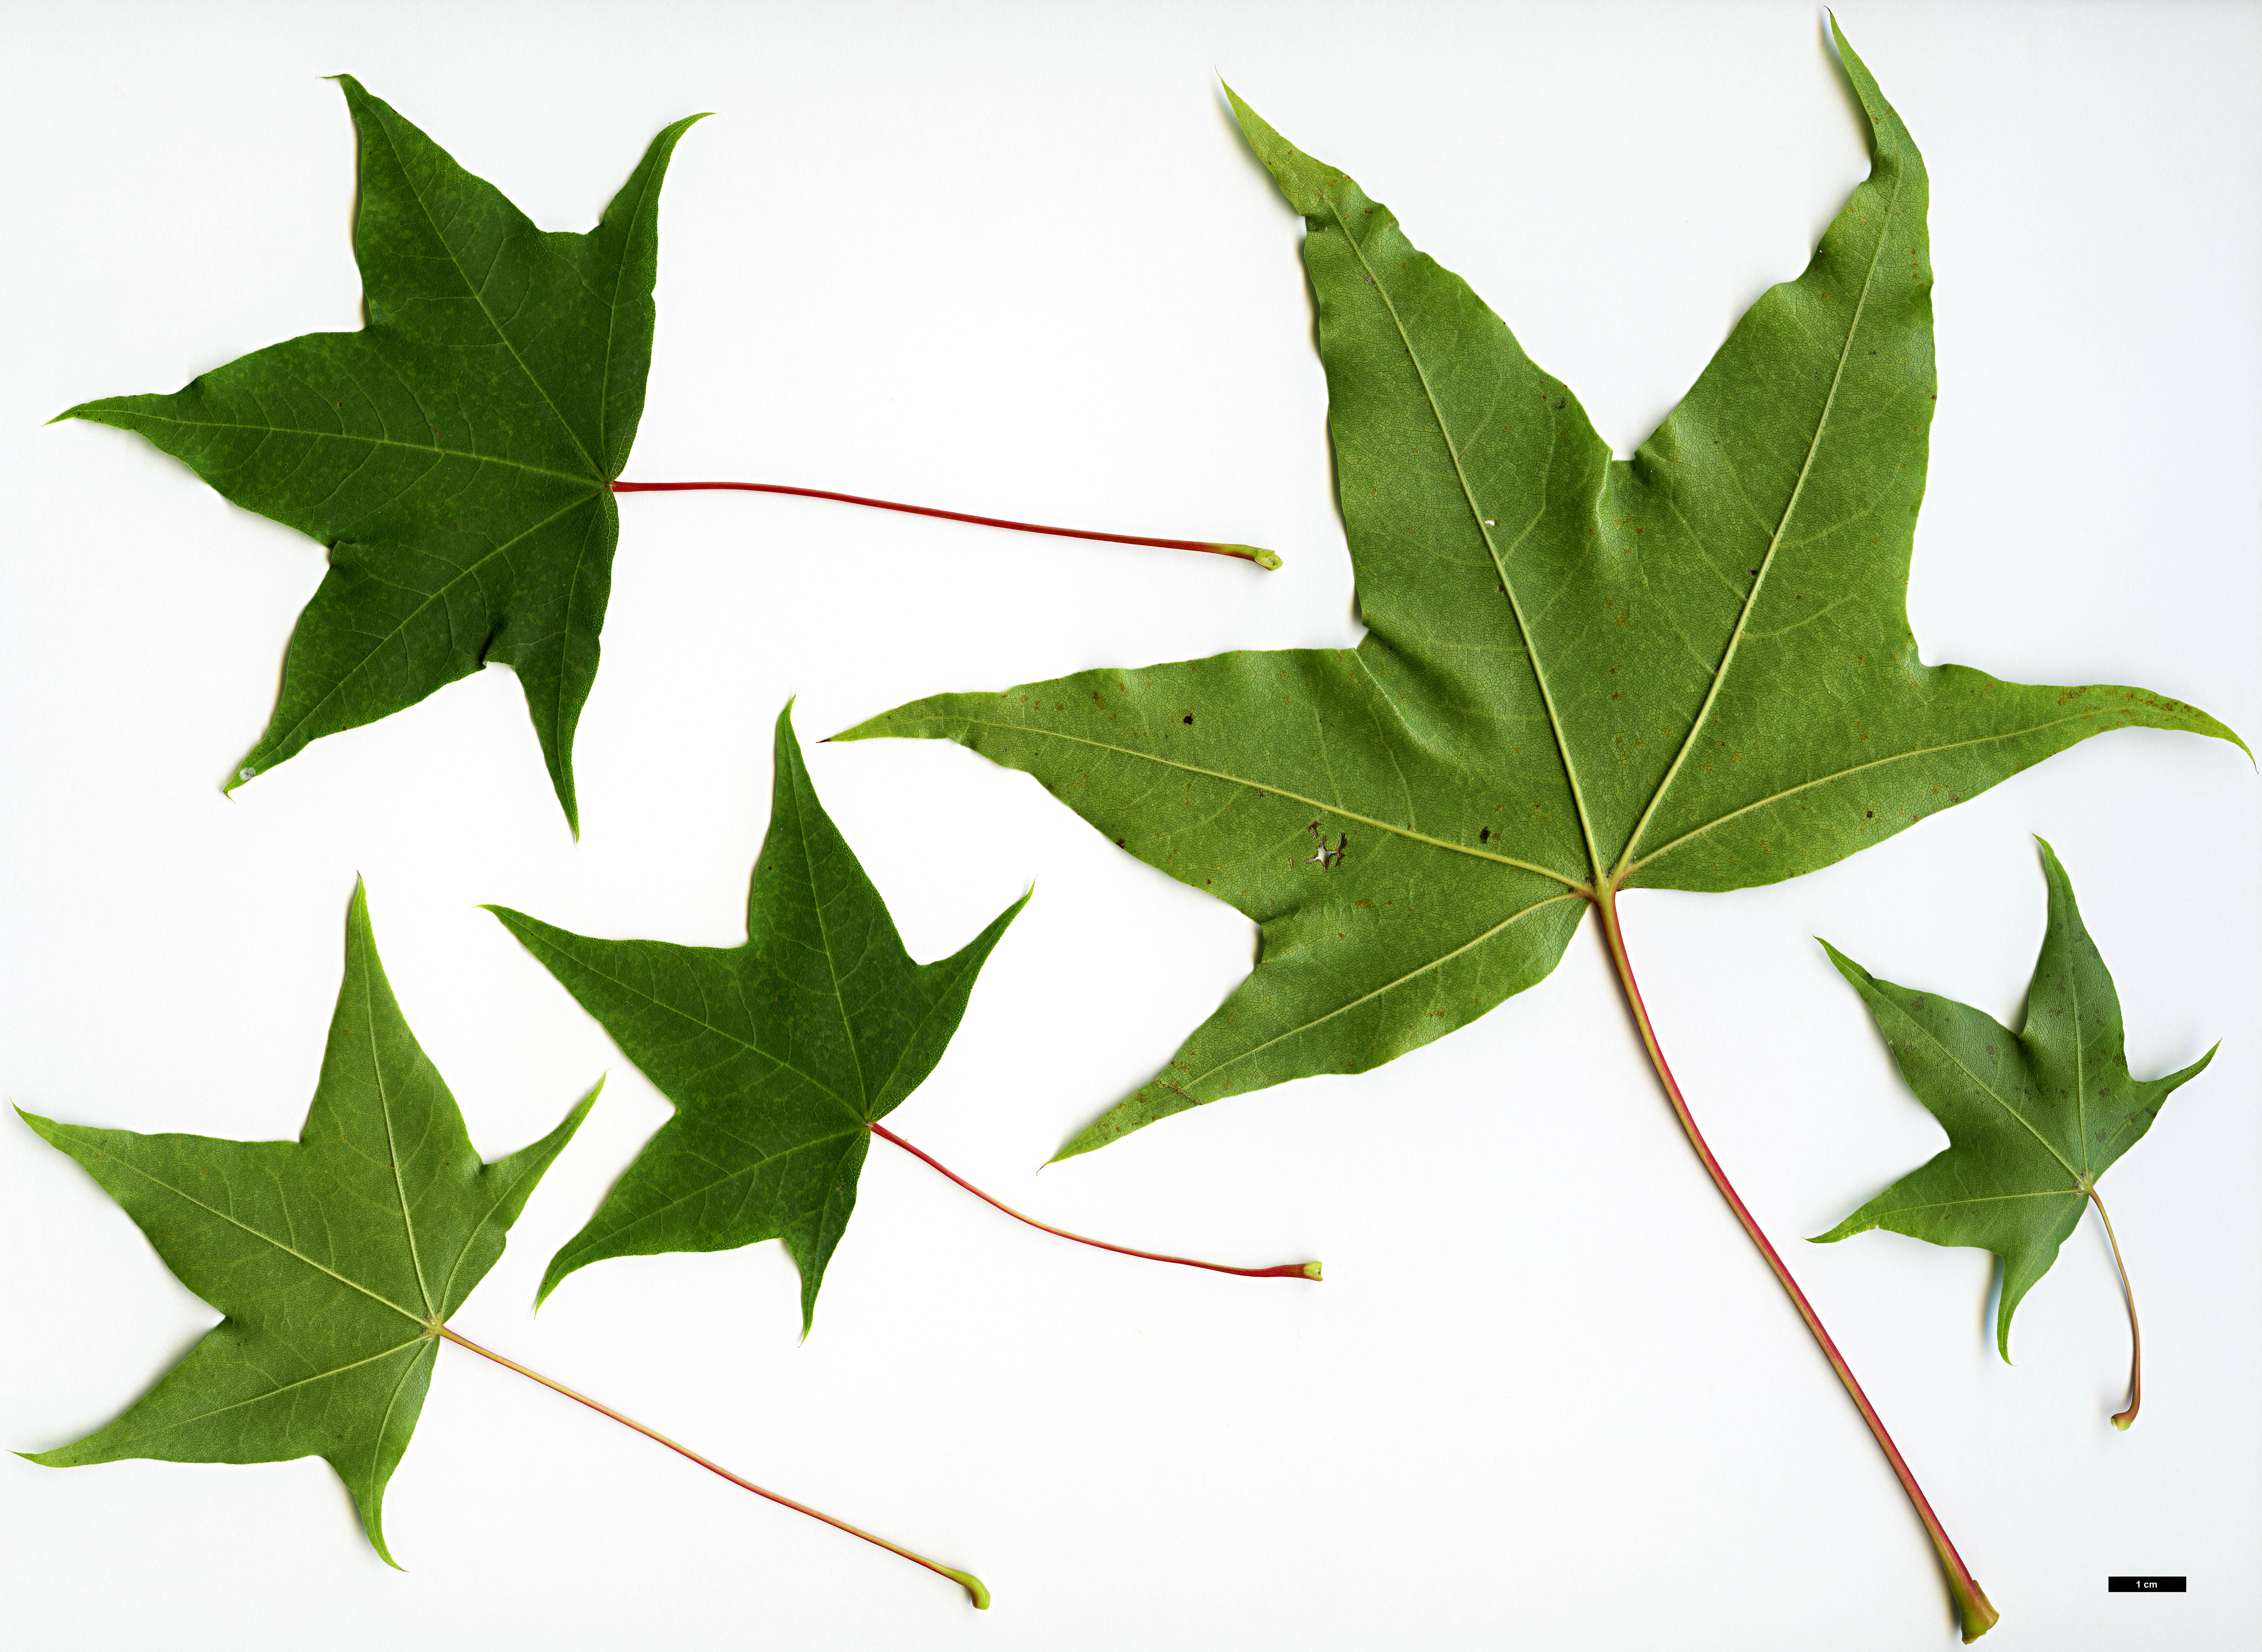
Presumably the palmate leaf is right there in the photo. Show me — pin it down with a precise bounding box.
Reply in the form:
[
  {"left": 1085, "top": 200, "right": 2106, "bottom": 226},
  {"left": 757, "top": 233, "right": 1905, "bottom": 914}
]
[
  {"left": 62, "top": 80, "right": 1277, "bottom": 835},
  {"left": 489, "top": 704, "right": 1026, "bottom": 1334},
  {"left": 840, "top": 26, "right": 2243, "bottom": 1160},
  {"left": 835, "top": 30, "right": 2245, "bottom": 1631},
  {"left": 1815, "top": 839, "right": 2214, "bottom": 1421},
  {"left": 17, "top": 883, "right": 596, "bottom": 1564},
  {"left": 63, "top": 80, "right": 701, "bottom": 834}
]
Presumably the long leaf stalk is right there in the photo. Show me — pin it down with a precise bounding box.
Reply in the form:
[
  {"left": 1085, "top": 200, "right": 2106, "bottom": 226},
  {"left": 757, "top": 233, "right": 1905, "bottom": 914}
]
[
  {"left": 610, "top": 480, "right": 1282, "bottom": 568},
  {"left": 437, "top": 1327, "right": 989, "bottom": 1609},
  {"left": 2085, "top": 1188, "right": 2143, "bottom": 1430},
  {"left": 868, "top": 1121, "right": 1321, "bottom": 1281},
  {"left": 1590, "top": 883, "right": 1999, "bottom": 1644}
]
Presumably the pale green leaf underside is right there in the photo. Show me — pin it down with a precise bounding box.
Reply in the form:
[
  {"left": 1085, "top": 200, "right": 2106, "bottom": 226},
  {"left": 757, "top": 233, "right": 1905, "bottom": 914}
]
[
  {"left": 62, "top": 79, "right": 702, "bottom": 832},
  {"left": 19, "top": 883, "right": 594, "bottom": 1564},
  {"left": 1812, "top": 839, "right": 2213, "bottom": 1358},
  {"left": 840, "top": 24, "right": 2241, "bottom": 1159},
  {"left": 492, "top": 704, "right": 1024, "bottom": 1335}
]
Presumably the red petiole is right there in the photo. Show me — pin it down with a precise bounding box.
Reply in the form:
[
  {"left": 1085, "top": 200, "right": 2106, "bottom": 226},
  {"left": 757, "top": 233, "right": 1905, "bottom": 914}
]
[
  {"left": 2085, "top": 1187, "right": 2143, "bottom": 1431},
  {"left": 438, "top": 1326, "right": 989, "bottom": 1608},
  {"left": 610, "top": 480, "right": 1282, "bottom": 570},
  {"left": 1592, "top": 879, "right": 1998, "bottom": 1642},
  {"left": 869, "top": 1120, "right": 1321, "bottom": 1282},
  {"left": 433, "top": 1121, "right": 1317, "bottom": 1610}
]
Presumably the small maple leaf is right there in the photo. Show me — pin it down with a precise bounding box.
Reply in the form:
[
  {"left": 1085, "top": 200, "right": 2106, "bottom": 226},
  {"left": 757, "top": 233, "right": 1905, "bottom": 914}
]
[
  {"left": 60, "top": 79, "right": 701, "bottom": 834},
  {"left": 17, "top": 882, "right": 597, "bottom": 1565},
  {"left": 493, "top": 701, "right": 1312, "bottom": 1326},
  {"left": 489, "top": 702, "right": 1027, "bottom": 1333},
  {"left": 1813, "top": 838, "right": 2215, "bottom": 1428}
]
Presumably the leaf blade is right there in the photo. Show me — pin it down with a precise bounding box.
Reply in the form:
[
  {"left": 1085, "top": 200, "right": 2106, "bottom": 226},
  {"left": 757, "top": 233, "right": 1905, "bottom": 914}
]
[
  {"left": 1813, "top": 843, "right": 2215, "bottom": 1360},
  {"left": 502, "top": 703, "right": 1023, "bottom": 1331},
  {"left": 847, "top": 31, "right": 2243, "bottom": 1157},
  {"left": 62, "top": 82, "right": 701, "bottom": 825},
  {"left": 16, "top": 884, "right": 594, "bottom": 1559}
]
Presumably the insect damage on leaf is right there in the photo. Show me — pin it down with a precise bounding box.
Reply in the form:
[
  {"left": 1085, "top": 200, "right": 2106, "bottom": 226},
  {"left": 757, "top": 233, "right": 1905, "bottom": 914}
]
[
  {"left": 490, "top": 702, "right": 1029, "bottom": 1334},
  {"left": 836, "top": 31, "right": 2243, "bottom": 1163},
  {"left": 1814, "top": 838, "right": 2214, "bottom": 1429},
  {"left": 16, "top": 881, "right": 598, "bottom": 1566},
  {"left": 61, "top": 81, "right": 703, "bottom": 835}
]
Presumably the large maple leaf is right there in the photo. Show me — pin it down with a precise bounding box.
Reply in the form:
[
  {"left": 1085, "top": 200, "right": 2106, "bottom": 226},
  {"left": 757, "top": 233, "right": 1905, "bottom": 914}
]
[
  {"left": 18, "top": 883, "right": 595, "bottom": 1566},
  {"left": 842, "top": 37, "right": 2239, "bottom": 1157},
  {"left": 840, "top": 25, "right": 2243, "bottom": 1639},
  {"left": 62, "top": 80, "right": 700, "bottom": 834}
]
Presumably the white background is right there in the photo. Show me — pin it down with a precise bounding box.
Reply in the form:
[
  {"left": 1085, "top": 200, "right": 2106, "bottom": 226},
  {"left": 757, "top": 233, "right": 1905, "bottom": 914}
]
[{"left": 2, "top": 2, "right": 2255, "bottom": 1647}]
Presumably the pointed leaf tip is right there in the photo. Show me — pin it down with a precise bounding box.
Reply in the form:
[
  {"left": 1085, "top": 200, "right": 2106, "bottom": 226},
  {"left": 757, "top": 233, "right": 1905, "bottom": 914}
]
[{"left": 364, "top": 1517, "right": 406, "bottom": 1571}]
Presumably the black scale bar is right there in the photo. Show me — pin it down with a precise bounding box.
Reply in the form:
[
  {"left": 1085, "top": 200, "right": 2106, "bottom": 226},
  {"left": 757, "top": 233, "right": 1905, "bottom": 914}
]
[{"left": 2108, "top": 1577, "right": 2186, "bottom": 1592}]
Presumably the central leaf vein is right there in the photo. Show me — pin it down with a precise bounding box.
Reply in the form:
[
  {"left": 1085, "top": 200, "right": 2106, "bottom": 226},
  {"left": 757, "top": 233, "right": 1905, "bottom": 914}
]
[
  {"left": 72, "top": 1138, "right": 425, "bottom": 1324},
  {"left": 1326, "top": 200, "right": 1607, "bottom": 886},
  {"left": 370, "top": 106, "right": 604, "bottom": 480},
  {"left": 931, "top": 717, "right": 1587, "bottom": 889},
  {"left": 1615, "top": 136, "right": 1908, "bottom": 876}
]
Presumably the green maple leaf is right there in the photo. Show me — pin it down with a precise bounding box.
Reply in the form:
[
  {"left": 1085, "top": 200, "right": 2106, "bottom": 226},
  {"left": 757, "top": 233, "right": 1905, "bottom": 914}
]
[
  {"left": 839, "top": 29, "right": 2243, "bottom": 1162},
  {"left": 489, "top": 703, "right": 1026, "bottom": 1333},
  {"left": 62, "top": 79, "right": 702, "bottom": 833},
  {"left": 60, "top": 79, "right": 1276, "bottom": 835},
  {"left": 1814, "top": 839, "right": 2214, "bottom": 1426},
  {"left": 17, "top": 882, "right": 596, "bottom": 1565},
  {"left": 836, "top": 31, "right": 2244, "bottom": 1632}
]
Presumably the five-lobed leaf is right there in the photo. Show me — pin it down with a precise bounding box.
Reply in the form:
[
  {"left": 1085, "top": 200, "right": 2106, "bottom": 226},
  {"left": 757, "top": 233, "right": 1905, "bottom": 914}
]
[
  {"left": 18, "top": 882, "right": 597, "bottom": 1564},
  {"left": 490, "top": 703, "right": 1026, "bottom": 1334},
  {"left": 838, "top": 25, "right": 2243, "bottom": 1159},
  {"left": 1813, "top": 839, "right": 2213, "bottom": 1360},
  {"left": 62, "top": 79, "right": 702, "bottom": 833}
]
